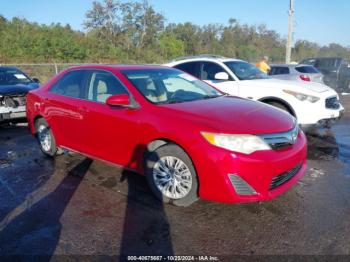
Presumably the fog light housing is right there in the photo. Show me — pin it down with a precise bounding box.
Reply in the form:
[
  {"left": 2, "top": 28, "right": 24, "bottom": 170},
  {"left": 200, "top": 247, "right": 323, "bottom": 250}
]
[{"left": 228, "top": 174, "right": 257, "bottom": 196}]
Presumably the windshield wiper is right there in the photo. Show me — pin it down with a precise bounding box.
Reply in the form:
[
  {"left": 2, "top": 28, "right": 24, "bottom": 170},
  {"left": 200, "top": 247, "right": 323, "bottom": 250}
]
[{"left": 201, "top": 94, "right": 224, "bottom": 100}]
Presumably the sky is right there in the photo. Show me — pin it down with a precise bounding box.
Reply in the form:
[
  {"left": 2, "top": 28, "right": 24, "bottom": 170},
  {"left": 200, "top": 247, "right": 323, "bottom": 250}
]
[{"left": 0, "top": 0, "right": 349, "bottom": 47}]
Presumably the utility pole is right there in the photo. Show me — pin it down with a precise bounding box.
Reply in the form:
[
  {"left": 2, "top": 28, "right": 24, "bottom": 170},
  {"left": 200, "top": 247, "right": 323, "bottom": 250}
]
[{"left": 286, "top": 0, "right": 294, "bottom": 63}]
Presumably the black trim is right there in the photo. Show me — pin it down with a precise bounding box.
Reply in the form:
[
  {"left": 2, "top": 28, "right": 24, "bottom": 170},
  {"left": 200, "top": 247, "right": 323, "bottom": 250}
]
[{"left": 258, "top": 96, "right": 296, "bottom": 116}]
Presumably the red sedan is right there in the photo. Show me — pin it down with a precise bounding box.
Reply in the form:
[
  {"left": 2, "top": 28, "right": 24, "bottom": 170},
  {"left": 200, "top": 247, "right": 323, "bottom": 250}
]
[{"left": 26, "top": 65, "right": 307, "bottom": 206}]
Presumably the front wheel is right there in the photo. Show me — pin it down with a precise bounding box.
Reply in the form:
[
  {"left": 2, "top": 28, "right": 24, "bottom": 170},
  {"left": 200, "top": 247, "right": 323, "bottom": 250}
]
[
  {"left": 35, "top": 118, "right": 58, "bottom": 157},
  {"left": 145, "top": 144, "right": 199, "bottom": 207},
  {"left": 266, "top": 101, "right": 291, "bottom": 115}
]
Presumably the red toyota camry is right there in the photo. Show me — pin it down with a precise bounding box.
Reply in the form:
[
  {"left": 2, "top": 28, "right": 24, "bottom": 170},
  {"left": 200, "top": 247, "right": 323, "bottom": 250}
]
[{"left": 26, "top": 65, "right": 307, "bottom": 206}]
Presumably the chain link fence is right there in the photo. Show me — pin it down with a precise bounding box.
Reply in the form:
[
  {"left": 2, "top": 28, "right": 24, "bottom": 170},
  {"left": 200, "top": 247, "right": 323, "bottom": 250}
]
[{"left": 0, "top": 63, "right": 83, "bottom": 83}]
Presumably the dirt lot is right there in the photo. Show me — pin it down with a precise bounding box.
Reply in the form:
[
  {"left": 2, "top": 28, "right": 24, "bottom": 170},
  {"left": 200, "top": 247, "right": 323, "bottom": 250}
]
[{"left": 0, "top": 96, "right": 350, "bottom": 260}]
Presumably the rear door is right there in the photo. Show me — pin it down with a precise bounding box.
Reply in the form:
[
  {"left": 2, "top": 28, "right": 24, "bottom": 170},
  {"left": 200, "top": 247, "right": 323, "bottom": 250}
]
[
  {"left": 315, "top": 58, "right": 339, "bottom": 88},
  {"left": 269, "top": 66, "right": 292, "bottom": 80},
  {"left": 77, "top": 69, "right": 142, "bottom": 168},
  {"left": 45, "top": 70, "right": 89, "bottom": 152},
  {"left": 338, "top": 59, "right": 349, "bottom": 88}
]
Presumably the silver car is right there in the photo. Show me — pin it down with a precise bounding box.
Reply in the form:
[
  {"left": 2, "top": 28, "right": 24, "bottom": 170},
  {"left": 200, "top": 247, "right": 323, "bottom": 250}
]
[{"left": 269, "top": 64, "right": 324, "bottom": 84}]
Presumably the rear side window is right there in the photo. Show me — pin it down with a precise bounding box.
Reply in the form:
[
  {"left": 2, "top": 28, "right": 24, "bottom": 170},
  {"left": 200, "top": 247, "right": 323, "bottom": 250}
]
[
  {"left": 295, "top": 66, "right": 319, "bottom": 74},
  {"left": 269, "top": 66, "right": 290, "bottom": 75},
  {"left": 49, "top": 70, "right": 87, "bottom": 99},
  {"left": 315, "top": 58, "right": 338, "bottom": 69},
  {"left": 86, "top": 70, "right": 128, "bottom": 103},
  {"left": 174, "top": 62, "right": 200, "bottom": 78}
]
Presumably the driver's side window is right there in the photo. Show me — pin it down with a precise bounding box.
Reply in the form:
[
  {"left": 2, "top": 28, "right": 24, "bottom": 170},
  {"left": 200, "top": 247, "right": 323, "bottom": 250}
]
[
  {"left": 201, "top": 62, "right": 232, "bottom": 81},
  {"left": 86, "top": 70, "right": 128, "bottom": 103}
]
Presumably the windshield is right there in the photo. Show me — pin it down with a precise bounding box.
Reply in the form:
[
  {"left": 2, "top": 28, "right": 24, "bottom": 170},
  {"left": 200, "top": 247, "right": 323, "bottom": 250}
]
[
  {"left": 224, "top": 61, "right": 269, "bottom": 80},
  {"left": 0, "top": 68, "right": 32, "bottom": 86},
  {"left": 122, "top": 68, "right": 222, "bottom": 104}
]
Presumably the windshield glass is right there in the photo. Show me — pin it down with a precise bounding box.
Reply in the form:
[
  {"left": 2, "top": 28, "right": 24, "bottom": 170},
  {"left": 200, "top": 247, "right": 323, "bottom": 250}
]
[
  {"left": 224, "top": 61, "right": 269, "bottom": 80},
  {"left": 0, "top": 68, "right": 32, "bottom": 85},
  {"left": 122, "top": 68, "right": 222, "bottom": 104}
]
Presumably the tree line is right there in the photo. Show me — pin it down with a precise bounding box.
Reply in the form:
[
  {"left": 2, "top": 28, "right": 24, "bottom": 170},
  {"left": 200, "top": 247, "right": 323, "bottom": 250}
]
[{"left": 0, "top": 0, "right": 349, "bottom": 64}]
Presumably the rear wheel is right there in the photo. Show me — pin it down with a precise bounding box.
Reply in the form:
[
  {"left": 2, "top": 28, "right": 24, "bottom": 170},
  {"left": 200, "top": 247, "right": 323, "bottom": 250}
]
[
  {"left": 35, "top": 118, "right": 57, "bottom": 157},
  {"left": 145, "top": 144, "right": 199, "bottom": 207}
]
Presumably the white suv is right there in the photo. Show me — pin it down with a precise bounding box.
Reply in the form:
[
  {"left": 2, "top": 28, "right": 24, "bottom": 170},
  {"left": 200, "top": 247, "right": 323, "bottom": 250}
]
[{"left": 166, "top": 55, "right": 344, "bottom": 128}]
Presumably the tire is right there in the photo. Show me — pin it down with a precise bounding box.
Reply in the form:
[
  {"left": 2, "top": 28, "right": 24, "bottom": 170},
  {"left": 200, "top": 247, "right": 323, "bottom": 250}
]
[
  {"left": 266, "top": 101, "right": 291, "bottom": 115},
  {"left": 145, "top": 144, "right": 199, "bottom": 207},
  {"left": 35, "top": 118, "right": 58, "bottom": 157}
]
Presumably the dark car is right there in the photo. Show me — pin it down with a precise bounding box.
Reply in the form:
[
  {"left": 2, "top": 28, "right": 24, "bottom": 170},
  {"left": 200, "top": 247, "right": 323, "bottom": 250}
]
[
  {"left": 0, "top": 66, "right": 40, "bottom": 124},
  {"left": 299, "top": 57, "right": 350, "bottom": 91}
]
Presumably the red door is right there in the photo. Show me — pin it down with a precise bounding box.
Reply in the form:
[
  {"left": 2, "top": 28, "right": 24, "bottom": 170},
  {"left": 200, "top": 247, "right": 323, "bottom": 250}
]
[
  {"left": 43, "top": 70, "right": 90, "bottom": 152},
  {"left": 78, "top": 70, "right": 143, "bottom": 169}
]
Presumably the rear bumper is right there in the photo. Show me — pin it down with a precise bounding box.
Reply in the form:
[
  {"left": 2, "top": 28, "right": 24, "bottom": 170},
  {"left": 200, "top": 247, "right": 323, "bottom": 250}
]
[{"left": 190, "top": 130, "right": 308, "bottom": 204}]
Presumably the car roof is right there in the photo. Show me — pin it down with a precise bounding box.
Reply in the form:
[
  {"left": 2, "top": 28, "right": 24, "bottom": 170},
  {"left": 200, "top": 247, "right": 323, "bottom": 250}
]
[
  {"left": 0, "top": 66, "right": 20, "bottom": 71},
  {"left": 301, "top": 57, "right": 343, "bottom": 61},
  {"left": 169, "top": 55, "right": 245, "bottom": 64},
  {"left": 65, "top": 64, "right": 170, "bottom": 71},
  {"left": 270, "top": 64, "right": 314, "bottom": 68}
]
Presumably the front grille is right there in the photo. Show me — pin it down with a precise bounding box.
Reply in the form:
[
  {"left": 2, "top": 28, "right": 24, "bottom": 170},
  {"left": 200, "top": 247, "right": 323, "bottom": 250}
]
[
  {"left": 325, "top": 96, "right": 340, "bottom": 109},
  {"left": 269, "top": 163, "right": 302, "bottom": 190},
  {"left": 260, "top": 124, "right": 299, "bottom": 150},
  {"left": 4, "top": 95, "right": 26, "bottom": 108}
]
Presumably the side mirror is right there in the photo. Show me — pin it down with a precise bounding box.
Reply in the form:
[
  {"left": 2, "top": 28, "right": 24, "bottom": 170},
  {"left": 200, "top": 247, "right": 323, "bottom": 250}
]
[
  {"left": 32, "top": 77, "right": 40, "bottom": 83},
  {"left": 214, "top": 72, "right": 229, "bottom": 81},
  {"left": 106, "top": 94, "right": 133, "bottom": 108}
]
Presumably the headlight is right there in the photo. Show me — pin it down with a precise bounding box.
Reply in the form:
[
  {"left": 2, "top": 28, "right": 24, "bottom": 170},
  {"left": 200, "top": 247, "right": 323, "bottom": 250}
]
[
  {"left": 201, "top": 132, "right": 271, "bottom": 154},
  {"left": 283, "top": 90, "right": 320, "bottom": 103}
]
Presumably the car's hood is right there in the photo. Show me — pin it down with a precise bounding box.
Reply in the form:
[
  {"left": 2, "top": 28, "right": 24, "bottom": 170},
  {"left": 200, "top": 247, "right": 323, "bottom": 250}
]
[
  {"left": 161, "top": 96, "right": 295, "bottom": 135},
  {"left": 0, "top": 83, "right": 39, "bottom": 96},
  {"left": 240, "top": 78, "right": 332, "bottom": 94}
]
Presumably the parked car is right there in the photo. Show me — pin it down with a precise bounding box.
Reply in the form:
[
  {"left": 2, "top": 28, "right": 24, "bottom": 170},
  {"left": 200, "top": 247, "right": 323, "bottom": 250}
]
[
  {"left": 0, "top": 66, "right": 40, "bottom": 124},
  {"left": 269, "top": 64, "right": 324, "bottom": 84},
  {"left": 26, "top": 65, "right": 307, "bottom": 206},
  {"left": 166, "top": 55, "right": 344, "bottom": 129},
  {"left": 299, "top": 57, "right": 350, "bottom": 91}
]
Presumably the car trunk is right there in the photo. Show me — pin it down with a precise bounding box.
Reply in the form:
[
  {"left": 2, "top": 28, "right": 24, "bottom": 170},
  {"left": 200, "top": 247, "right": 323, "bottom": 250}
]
[{"left": 308, "top": 73, "right": 324, "bottom": 84}]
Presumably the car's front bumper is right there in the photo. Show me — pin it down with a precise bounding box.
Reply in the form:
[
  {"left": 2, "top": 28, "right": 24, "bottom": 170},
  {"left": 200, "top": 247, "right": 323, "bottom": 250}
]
[
  {"left": 301, "top": 108, "right": 345, "bottom": 131},
  {"left": 295, "top": 95, "right": 344, "bottom": 126},
  {"left": 0, "top": 105, "right": 27, "bottom": 122},
  {"left": 190, "top": 130, "right": 308, "bottom": 204}
]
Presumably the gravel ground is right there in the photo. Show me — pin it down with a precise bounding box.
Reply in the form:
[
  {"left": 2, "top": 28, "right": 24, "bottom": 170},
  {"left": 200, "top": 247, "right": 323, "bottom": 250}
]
[{"left": 0, "top": 96, "right": 350, "bottom": 261}]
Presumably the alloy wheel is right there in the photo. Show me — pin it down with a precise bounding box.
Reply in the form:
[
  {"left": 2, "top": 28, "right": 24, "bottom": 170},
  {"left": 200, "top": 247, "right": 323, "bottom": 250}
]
[
  {"left": 153, "top": 156, "right": 192, "bottom": 199},
  {"left": 37, "top": 124, "right": 52, "bottom": 152}
]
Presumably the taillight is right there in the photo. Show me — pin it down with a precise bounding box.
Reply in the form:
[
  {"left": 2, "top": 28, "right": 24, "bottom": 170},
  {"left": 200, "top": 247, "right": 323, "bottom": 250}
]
[{"left": 300, "top": 75, "right": 310, "bottom": 81}]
